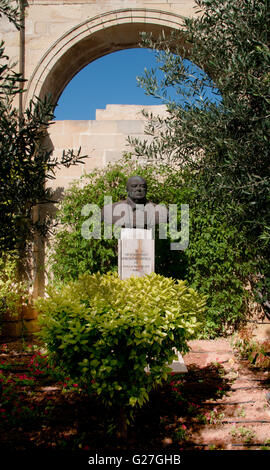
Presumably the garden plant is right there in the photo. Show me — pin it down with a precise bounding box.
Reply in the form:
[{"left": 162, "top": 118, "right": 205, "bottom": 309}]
[
  {"left": 0, "top": 0, "right": 86, "bottom": 332},
  {"left": 49, "top": 156, "right": 255, "bottom": 337},
  {"left": 0, "top": 0, "right": 85, "bottom": 285},
  {"left": 36, "top": 271, "right": 205, "bottom": 436},
  {"left": 132, "top": 0, "right": 270, "bottom": 318}
]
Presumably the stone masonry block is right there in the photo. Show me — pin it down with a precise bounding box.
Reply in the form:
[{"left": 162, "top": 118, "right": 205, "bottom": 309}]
[
  {"left": 104, "top": 150, "right": 125, "bottom": 164},
  {"left": 83, "top": 154, "right": 104, "bottom": 172},
  {"left": 89, "top": 120, "right": 118, "bottom": 134},
  {"left": 79, "top": 133, "right": 128, "bottom": 150},
  {"left": 34, "top": 22, "right": 48, "bottom": 35},
  {"left": 63, "top": 121, "right": 91, "bottom": 134},
  {"left": 48, "top": 133, "right": 75, "bottom": 150},
  {"left": 116, "top": 120, "right": 145, "bottom": 134},
  {"left": 50, "top": 121, "right": 65, "bottom": 134}
]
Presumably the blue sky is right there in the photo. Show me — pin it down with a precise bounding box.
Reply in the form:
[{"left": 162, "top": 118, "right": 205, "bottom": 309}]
[{"left": 54, "top": 48, "right": 220, "bottom": 121}]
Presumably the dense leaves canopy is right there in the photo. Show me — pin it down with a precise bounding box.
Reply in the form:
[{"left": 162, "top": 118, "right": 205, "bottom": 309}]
[
  {"left": 0, "top": 1, "right": 85, "bottom": 264},
  {"left": 132, "top": 0, "right": 270, "bottom": 309}
]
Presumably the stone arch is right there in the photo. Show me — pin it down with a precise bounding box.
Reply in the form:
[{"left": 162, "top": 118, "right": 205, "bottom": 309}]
[
  {"left": 24, "top": 8, "right": 186, "bottom": 108},
  {"left": 22, "top": 8, "right": 189, "bottom": 301}
]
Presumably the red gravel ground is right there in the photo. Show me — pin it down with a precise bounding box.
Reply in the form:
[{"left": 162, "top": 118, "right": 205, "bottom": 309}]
[
  {"left": 183, "top": 338, "right": 270, "bottom": 450},
  {"left": 0, "top": 336, "right": 269, "bottom": 466}
]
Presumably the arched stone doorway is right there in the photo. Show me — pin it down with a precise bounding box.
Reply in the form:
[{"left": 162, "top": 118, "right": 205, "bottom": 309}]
[
  {"left": 20, "top": 6, "right": 193, "bottom": 300},
  {"left": 28, "top": 9, "right": 191, "bottom": 298},
  {"left": 25, "top": 8, "right": 187, "bottom": 108},
  {"left": 1, "top": 2, "right": 199, "bottom": 335},
  {"left": 27, "top": 8, "right": 191, "bottom": 191}
]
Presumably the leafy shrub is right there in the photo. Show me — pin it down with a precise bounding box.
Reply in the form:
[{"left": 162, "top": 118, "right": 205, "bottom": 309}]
[
  {"left": 36, "top": 272, "right": 205, "bottom": 424},
  {"left": 0, "top": 253, "right": 29, "bottom": 331},
  {"left": 232, "top": 327, "right": 270, "bottom": 369},
  {"left": 48, "top": 155, "right": 187, "bottom": 282},
  {"left": 48, "top": 155, "right": 254, "bottom": 337},
  {"left": 186, "top": 207, "right": 254, "bottom": 337}
]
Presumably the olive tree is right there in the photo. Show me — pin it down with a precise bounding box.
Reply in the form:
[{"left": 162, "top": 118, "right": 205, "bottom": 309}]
[
  {"left": 131, "top": 0, "right": 270, "bottom": 315},
  {"left": 0, "top": 0, "right": 85, "bottom": 278}
]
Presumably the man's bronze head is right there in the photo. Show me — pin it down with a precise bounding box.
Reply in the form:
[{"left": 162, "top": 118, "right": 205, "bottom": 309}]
[{"left": 126, "top": 176, "right": 147, "bottom": 204}]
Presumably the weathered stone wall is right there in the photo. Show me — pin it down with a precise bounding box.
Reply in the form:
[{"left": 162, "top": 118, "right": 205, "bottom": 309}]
[
  {"left": 49, "top": 104, "right": 167, "bottom": 191},
  {"left": 1, "top": 0, "right": 197, "bottom": 187},
  {"left": 0, "top": 0, "right": 198, "bottom": 336},
  {"left": 1, "top": 0, "right": 198, "bottom": 187},
  {"left": 1, "top": 0, "right": 197, "bottom": 107}
]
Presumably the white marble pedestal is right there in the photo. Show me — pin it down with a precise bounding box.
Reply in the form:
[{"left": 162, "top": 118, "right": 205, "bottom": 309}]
[{"left": 118, "top": 228, "right": 154, "bottom": 280}]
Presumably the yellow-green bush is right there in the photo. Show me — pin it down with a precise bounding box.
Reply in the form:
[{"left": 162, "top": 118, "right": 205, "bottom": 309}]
[
  {"left": 49, "top": 156, "right": 255, "bottom": 338},
  {"left": 36, "top": 272, "right": 205, "bottom": 418}
]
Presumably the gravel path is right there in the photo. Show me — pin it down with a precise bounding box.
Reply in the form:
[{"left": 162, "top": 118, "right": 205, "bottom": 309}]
[
  {"left": 182, "top": 338, "right": 270, "bottom": 450},
  {"left": 0, "top": 336, "right": 269, "bottom": 452}
]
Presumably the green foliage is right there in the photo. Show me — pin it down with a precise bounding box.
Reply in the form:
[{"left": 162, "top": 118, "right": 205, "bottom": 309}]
[
  {"left": 49, "top": 155, "right": 187, "bottom": 282},
  {"left": 0, "top": 71, "right": 85, "bottom": 257},
  {"left": 232, "top": 326, "right": 270, "bottom": 369},
  {"left": 186, "top": 207, "right": 254, "bottom": 337},
  {"left": 50, "top": 156, "right": 254, "bottom": 336},
  {"left": 230, "top": 425, "right": 256, "bottom": 444},
  {"left": 0, "top": 0, "right": 20, "bottom": 28},
  {"left": 36, "top": 272, "right": 205, "bottom": 418},
  {"left": 0, "top": 2, "right": 85, "bottom": 269},
  {"left": 132, "top": 0, "right": 270, "bottom": 314},
  {"left": 0, "top": 252, "right": 29, "bottom": 332}
]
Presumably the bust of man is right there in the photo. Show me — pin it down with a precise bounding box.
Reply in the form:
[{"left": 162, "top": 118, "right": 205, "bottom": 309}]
[
  {"left": 101, "top": 175, "right": 167, "bottom": 229},
  {"left": 126, "top": 175, "right": 147, "bottom": 205}
]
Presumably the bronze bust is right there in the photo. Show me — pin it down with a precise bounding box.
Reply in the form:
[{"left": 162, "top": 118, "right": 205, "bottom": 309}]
[{"left": 101, "top": 175, "right": 167, "bottom": 229}]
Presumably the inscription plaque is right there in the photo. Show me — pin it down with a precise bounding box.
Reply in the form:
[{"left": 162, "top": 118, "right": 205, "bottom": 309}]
[{"left": 118, "top": 229, "right": 154, "bottom": 280}]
